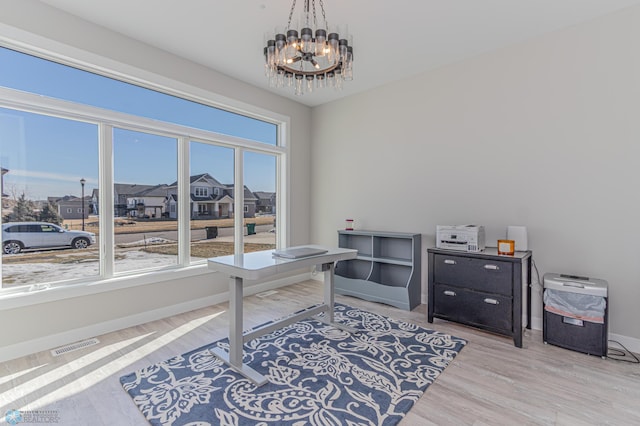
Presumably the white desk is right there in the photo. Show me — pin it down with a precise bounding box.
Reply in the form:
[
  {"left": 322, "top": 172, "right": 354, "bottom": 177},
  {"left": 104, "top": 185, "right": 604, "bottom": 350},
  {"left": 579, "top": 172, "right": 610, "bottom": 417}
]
[{"left": 207, "top": 245, "right": 357, "bottom": 386}]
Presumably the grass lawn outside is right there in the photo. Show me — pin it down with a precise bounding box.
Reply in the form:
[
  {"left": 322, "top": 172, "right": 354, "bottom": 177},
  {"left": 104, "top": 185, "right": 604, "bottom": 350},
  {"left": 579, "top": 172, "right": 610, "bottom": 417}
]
[{"left": 62, "top": 216, "right": 276, "bottom": 235}]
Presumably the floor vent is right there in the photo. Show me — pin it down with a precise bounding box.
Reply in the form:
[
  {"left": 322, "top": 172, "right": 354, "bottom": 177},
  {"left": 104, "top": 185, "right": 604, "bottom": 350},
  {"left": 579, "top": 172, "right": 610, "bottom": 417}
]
[
  {"left": 51, "top": 338, "right": 100, "bottom": 357},
  {"left": 256, "top": 290, "right": 278, "bottom": 298}
]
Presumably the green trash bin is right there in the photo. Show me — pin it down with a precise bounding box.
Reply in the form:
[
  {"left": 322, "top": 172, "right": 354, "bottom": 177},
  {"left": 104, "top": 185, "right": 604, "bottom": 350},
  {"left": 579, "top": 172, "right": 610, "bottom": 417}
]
[{"left": 246, "top": 223, "right": 256, "bottom": 235}]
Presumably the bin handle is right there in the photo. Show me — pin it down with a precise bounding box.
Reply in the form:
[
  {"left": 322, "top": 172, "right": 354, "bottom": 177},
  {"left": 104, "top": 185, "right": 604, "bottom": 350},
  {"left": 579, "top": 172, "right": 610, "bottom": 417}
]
[
  {"left": 563, "top": 282, "right": 585, "bottom": 288},
  {"left": 444, "top": 259, "right": 456, "bottom": 265},
  {"left": 484, "top": 264, "right": 499, "bottom": 270},
  {"left": 443, "top": 290, "right": 457, "bottom": 297},
  {"left": 484, "top": 298, "right": 499, "bottom": 305}
]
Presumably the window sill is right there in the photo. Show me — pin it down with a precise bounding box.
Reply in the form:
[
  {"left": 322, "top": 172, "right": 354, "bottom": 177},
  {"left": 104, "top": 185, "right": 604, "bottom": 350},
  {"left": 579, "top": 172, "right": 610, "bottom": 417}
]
[{"left": 0, "top": 263, "right": 215, "bottom": 311}]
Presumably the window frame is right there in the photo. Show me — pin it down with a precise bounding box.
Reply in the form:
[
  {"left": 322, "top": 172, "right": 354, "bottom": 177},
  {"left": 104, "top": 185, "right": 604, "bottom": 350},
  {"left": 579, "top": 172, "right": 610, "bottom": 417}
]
[{"left": 0, "top": 39, "right": 290, "bottom": 308}]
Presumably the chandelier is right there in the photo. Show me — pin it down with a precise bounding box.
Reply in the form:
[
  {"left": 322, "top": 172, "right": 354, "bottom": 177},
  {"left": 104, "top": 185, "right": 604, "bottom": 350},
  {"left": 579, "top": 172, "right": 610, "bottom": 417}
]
[{"left": 264, "top": 0, "right": 353, "bottom": 96}]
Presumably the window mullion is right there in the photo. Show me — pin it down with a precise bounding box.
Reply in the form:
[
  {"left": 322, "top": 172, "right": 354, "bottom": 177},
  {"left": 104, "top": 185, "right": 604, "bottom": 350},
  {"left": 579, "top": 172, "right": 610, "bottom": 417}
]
[
  {"left": 234, "top": 148, "right": 244, "bottom": 257},
  {"left": 99, "top": 123, "right": 115, "bottom": 277},
  {"left": 178, "top": 136, "right": 191, "bottom": 265}
]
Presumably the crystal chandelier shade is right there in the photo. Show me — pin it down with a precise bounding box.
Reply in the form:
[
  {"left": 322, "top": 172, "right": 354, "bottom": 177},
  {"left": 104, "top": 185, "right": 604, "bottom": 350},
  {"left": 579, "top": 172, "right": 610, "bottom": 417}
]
[{"left": 264, "top": 0, "right": 353, "bottom": 96}]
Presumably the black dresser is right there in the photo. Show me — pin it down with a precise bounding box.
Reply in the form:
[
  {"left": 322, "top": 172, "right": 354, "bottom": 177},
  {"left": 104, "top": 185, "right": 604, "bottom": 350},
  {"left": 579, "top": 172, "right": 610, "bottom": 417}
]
[{"left": 427, "top": 247, "right": 532, "bottom": 347}]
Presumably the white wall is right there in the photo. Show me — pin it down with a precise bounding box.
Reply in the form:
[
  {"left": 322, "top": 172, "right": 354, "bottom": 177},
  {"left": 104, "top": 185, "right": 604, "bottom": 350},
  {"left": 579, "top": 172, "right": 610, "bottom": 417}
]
[
  {"left": 0, "top": 1, "right": 313, "bottom": 359},
  {"left": 311, "top": 6, "right": 640, "bottom": 347}
]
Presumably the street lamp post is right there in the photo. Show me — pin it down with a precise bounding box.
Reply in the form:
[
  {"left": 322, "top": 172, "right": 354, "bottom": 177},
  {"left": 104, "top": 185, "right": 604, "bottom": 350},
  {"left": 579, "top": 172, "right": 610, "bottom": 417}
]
[{"left": 80, "top": 178, "right": 86, "bottom": 231}]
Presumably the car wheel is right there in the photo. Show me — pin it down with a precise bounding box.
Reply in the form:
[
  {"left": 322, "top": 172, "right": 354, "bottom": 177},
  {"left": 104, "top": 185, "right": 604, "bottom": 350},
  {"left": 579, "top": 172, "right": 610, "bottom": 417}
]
[
  {"left": 72, "top": 237, "right": 90, "bottom": 249},
  {"left": 3, "top": 241, "right": 23, "bottom": 254}
]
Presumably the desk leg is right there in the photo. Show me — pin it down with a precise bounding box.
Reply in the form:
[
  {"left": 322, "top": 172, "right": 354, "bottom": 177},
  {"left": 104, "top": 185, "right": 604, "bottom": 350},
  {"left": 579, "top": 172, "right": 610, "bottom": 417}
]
[
  {"left": 319, "top": 262, "right": 356, "bottom": 333},
  {"left": 210, "top": 275, "right": 268, "bottom": 386},
  {"left": 229, "top": 276, "right": 243, "bottom": 367},
  {"left": 323, "top": 262, "right": 335, "bottom": 324}
]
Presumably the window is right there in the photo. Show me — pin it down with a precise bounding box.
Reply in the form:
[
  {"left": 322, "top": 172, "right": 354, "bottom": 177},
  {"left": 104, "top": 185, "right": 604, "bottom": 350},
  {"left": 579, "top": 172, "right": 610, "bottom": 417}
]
[
  {"left": 0, "top": 48, "right": 278, "bottom": 145},
  {"left": 113, "top": 128, "right": 178, "bottom": 274},
  {"left": 0, "top": 46, "right": 285, "bottom": 293},
  {"left": 189, "top": 142, "right": 235, "bottom": 261},
  {"left": 243, "top": 151, "right": 276, "bottom": 254},
  {"left": 0, "top": 108, "right": 100, "bottom": 287},
  {"left": 41, "top": 224, "right": 58, "bottom": 233}
]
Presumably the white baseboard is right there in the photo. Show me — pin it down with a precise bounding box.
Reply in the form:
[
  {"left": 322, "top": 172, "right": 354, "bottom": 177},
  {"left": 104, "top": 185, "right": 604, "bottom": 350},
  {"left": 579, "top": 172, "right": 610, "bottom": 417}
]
[
  {"left": 607, "top": 333, "right": 640, "bottom": 355},
  {"left": 0, "top": 272, "right": 311, "bottom": 364}
]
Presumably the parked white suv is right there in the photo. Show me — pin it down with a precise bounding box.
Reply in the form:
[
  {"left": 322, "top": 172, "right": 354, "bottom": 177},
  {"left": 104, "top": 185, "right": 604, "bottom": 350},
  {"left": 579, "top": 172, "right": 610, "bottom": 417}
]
[{"left": 2, "top": 222, "right": 96, "bottom": 254}]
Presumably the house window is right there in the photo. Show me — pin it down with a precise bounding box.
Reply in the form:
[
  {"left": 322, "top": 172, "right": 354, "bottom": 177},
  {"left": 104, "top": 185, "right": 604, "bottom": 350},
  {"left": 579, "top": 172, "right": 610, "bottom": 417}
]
[
  {"left": 0, "top": 109, "right": 100, "bottom": 288},
  {"left": 0, "top": 46, "right": 285, "bottom": 294},
  {"left": 195, "top": 187, "right": 208, "bottom": 197},
  {"left": 113, "top": 128, "right": 178, "bottom": 274},
  {"left": 190, "top": 142, "right": 234, "bottom": 258},
  {"left": 77, "top": 208, "right": 82, "bottom": 213},
  {"left": 0, "top": 48, "right": 277, "bottom": 146},
  {"left": 243, "top": 152, "right": 276, "bottom": 253}
]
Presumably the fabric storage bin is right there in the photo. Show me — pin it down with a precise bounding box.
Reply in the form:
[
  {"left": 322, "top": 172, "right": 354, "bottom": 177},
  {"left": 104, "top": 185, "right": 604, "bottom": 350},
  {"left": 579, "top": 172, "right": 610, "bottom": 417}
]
[{"left": 543, "top": 273, "right": 608, "bottom": 358}]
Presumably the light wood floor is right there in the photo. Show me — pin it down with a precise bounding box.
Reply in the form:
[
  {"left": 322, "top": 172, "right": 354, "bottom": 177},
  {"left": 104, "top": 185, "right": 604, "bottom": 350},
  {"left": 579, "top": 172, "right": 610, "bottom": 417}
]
[{"left": 1, "top": 280, "right": 639, "bottom": 425}]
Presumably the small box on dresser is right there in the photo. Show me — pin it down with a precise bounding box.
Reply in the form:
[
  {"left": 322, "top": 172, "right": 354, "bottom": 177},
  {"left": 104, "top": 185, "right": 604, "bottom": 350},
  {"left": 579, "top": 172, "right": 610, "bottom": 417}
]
[{"left": 427, "top": 247, "right": 532, "bottom": 347}]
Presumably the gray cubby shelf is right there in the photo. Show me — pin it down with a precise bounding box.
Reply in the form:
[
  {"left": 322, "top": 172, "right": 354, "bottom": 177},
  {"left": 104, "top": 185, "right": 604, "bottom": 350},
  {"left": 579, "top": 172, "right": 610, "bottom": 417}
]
[{"left": 335, "top": 230, "right": 421, "bottom": 311}]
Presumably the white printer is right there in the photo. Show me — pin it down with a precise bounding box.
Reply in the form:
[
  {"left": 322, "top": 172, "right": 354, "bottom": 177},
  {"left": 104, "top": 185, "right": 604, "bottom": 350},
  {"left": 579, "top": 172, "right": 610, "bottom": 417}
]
[{"left": 436, "top": 225, "right": 486, "bottom": 252}]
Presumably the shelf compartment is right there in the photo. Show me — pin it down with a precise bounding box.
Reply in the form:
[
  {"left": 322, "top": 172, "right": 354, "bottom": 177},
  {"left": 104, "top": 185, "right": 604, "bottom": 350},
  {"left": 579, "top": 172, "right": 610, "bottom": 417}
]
[
  {"left": 338, "top": 233, "right": 373, "bottom": 257},
  {"left": 335, "top": 276, "right": 412, "bottom": 311},
  {"left": 368, "top": 262, "right": 412, "bottom": 288},
  {"left": 373, "top": 236, "right": 413, "bottom": 263},
  {"left": 335, "top": 259, "right": 372, "bottom": 280}
]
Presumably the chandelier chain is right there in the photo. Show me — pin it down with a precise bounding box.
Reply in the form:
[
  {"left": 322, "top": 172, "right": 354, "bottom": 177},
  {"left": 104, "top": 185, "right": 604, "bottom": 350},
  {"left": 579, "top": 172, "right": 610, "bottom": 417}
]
[
  {"left": 319, "top": 0, "right": 328, "bottom": 30},
  {"left": 312, "top": 0, "right": 317, "bottom": 28},
  {"left": 286, "top": 0, "right": 297, "bottom": 28}
]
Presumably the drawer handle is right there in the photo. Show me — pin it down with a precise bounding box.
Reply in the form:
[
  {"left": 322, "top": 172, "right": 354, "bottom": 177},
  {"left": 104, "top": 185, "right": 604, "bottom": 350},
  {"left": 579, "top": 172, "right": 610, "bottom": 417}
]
[
  {"left": 443, "top": 290, "right": 457, "bottom": 297},
  {"left": 444, "top": 259, "right": 456, "bottom": 265},
  {"left": 484, "top": 264, "right": 500, "bottom": 270},
  {"left": 484, "top": 298, "right": 499, "bottom": 305}
]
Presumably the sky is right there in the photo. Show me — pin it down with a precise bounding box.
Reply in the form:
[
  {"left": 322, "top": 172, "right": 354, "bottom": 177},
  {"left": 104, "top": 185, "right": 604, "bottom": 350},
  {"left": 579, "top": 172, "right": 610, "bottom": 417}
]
[{"left": 0, "top": 47, "right": 277, "bottom": 199}]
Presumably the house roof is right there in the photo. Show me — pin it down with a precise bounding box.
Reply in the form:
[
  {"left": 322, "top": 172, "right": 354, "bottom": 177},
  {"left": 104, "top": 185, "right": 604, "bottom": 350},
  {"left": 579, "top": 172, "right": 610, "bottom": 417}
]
[
  {"left": 135, "top": 184, "right": 171, "bottom": 197},
  {"left": 225, "top": 185, "right": 257, "bottom": 201},
  {"left": 114, "top": 183, "right": 159, "bottom": 196},
  {"left": 254, "top": 191, "right": 275, "bottom": 200},
  {"left": 168, "top": 173, "right": 225, "bottom": 187}
]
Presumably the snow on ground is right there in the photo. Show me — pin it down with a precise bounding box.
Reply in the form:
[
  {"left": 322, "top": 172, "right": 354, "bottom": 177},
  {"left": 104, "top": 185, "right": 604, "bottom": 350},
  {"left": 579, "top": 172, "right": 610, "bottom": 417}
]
[
  {"left": 2, "top": 250, "right": 177, "bottom": 287},
  {"left": 1, "top": 232, "right": 276, "bottom": 288}
]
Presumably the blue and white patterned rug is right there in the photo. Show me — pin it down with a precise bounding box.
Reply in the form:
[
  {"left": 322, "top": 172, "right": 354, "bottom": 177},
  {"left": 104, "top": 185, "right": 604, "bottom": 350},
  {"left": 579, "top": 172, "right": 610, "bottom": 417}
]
[{"left": 120, "top": 304, "right": 466, "bottom": 425}]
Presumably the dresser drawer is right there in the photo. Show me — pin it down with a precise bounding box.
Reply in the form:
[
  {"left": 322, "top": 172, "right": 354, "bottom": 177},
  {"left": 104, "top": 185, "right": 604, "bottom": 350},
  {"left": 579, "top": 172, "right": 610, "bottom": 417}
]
[
  {"left": 433, "top": 254, "right": 513, "bottom": 295},
  {"left": 433, "top": 284, "right": 512, "bottom": 332}
]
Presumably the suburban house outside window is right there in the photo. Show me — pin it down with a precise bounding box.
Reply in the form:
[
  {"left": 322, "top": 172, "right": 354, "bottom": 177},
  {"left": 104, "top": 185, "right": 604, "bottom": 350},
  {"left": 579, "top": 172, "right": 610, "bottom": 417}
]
[{"left": 0, "top": 45, "right": 285, "bottom": 293}]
